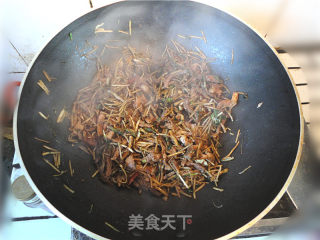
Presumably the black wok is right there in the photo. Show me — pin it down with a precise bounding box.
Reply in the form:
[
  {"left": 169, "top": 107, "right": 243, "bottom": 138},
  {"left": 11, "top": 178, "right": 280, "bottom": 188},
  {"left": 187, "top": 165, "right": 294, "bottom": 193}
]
[{"left": 14, "top": 1, "right": 303, "bottom": 239}]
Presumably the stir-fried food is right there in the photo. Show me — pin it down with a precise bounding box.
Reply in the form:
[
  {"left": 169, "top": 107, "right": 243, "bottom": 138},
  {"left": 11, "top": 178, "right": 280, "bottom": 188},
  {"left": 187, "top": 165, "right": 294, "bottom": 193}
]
[{"left": 69, "top": 42, "right": 242, "bottom": 200}]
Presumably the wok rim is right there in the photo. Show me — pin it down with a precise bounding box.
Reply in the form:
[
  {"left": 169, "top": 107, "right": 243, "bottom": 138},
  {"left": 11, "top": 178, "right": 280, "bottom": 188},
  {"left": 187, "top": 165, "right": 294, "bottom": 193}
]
[{"left": 13, "top": 1, "right": 304, "bottom": 239}]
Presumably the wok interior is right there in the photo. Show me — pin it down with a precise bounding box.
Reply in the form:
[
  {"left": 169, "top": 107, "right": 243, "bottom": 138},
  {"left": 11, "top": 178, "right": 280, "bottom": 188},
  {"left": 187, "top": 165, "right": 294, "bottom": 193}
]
[{"left": 16, "top": 1, "right": 300, "bottom": 239}]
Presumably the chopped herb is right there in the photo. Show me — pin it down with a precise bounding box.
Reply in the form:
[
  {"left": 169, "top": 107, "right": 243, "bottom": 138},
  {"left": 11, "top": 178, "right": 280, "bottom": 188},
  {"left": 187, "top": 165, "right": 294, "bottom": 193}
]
[
  {"left": 95, "top": 28, "right": 113, "bottom": 34},
  {"left": 231, "top": 49, "right": 234, "bottom": 64},
  {"left": 221, "top": 156, "right": 234, "bottom": 162},
  {"left": 91, "top": 169, "right": 99, "bottom": 178},
  {"left": 166, "top": 97, "right": 173, "bottom": 103},
  {"left": 125, "top": 129, "right": 137, "bottom": 137},
  {"left": 201, "top": 30, "right": 207, "bottom": 43},
  {"left": 239, "top": 165, "right": 251, "bottom": 175},
  {"left": 118, "top": 30, "right": 129, "bottom": 35},
  {"left": 57, "top": 108, "right": 67, "bottom": 123},
  {"left": 89, "top": 204, "right": 93, "bottom": 214},
  {"left": 108, "top": 126, "right": 123, "bottom": 135},
  {"left": 53, "top": 170, "right": 67, "bottom": 177},
  {"left": 63, "top": 184, "right": 75, "bottom": 194},
  {"left": 235, "top": 129, "right": 240, "bottom": 143},
  {"left": 69, "top": 160, "right": 74, "bottom": 176},
  {"left": 38, "top": 111, "right": 48, "bottom": 120},
  {"left": 257, "top": 102, "right": 263, "bottom": 109},
  {"left": 42, "top": 70, "right": 55, "bottom": 82},
  {"left": 34, "top": 137, "right": 50, "bottom": 143},
  {"left": 213, "top": 187, "right": 224, "bottom": 192},
  {"left": 105, "top": 221, "right": 120, "bottom": 232},
  {"left": 211, "top": 109, "right": 223, "bottom": 126},
  {"left": 225, "top": 141, "right": 240, "bottom": 158},
  {"left": 177, "top": 34, "right": 186, "bottom": 39},
  {"left": 43, "top": 158, "right": 60, "bottom": 173},
  {"left": 144, "top": 127, "right": 155, "bottom": 133},
  {"left": 37, "top": 80, "right": 49, "bottom": 95}
]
